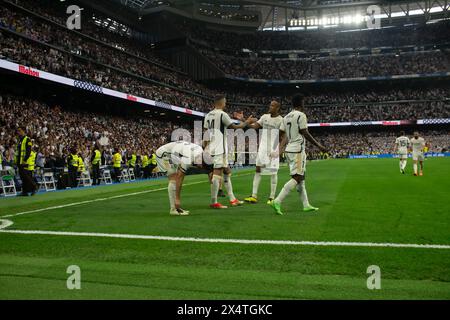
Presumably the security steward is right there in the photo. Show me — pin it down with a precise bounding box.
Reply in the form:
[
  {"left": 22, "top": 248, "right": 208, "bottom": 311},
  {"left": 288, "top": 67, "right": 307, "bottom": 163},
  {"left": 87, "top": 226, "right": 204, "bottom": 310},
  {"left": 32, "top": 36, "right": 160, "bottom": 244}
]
[
  {"left": 141, "top": 152, "right": 149, "bottom": 179},
  {"left": 127, "top": 152, "right": 136, "bottom": 171},
  {"left": 78, "top": 153, "right": 85, "bottom": 176},
  {"left": 148, "top": 151, "right": 157, "bottom": 175},
  {"left": 112, "top": 148, "right": 122, "bottom": 182},
  {"left": 91, "top": 145, "right": 101, "bottom": 185},
  {"left": 26, "top": 146, "right": 38, "bottom": 191},
  {"left": 67, "top": 147, "right": 79, "bottom": 188},
  {"left": 15, "top": 127, "right": 36, "bottom": 196}
]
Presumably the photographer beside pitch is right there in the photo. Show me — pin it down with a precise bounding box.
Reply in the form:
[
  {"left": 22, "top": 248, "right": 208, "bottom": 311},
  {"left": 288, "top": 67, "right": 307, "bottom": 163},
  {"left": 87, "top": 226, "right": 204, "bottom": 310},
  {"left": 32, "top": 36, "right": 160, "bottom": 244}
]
[{"left": 270, "top": 94, "right": 327, "bottom": 215}]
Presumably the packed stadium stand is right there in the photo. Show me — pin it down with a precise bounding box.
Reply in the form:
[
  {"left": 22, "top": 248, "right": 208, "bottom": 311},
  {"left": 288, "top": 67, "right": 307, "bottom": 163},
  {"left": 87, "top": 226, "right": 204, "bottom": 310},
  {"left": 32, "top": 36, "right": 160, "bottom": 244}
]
[{"left": 0, "top": 0, "right": 449, "bottom": 193}]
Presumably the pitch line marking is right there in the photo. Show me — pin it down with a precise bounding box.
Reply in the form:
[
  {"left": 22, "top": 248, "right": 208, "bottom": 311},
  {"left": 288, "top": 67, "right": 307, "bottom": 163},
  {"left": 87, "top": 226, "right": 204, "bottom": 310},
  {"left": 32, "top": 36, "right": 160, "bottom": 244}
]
[
  {"left": 0, "top": 229, "right": 449, "bottom": 249},
  {"left": 1, "top": 181, "right": 200, "bottom": 218},
  {"left": 1, "top": 172, "right": 254, "bottom": 219}
]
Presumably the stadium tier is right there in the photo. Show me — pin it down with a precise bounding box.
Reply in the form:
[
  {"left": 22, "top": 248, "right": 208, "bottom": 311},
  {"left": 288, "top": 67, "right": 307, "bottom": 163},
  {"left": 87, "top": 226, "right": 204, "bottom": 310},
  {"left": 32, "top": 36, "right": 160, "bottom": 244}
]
[{"left": 0, "top": 0, "right": 450, "bottom": 302}]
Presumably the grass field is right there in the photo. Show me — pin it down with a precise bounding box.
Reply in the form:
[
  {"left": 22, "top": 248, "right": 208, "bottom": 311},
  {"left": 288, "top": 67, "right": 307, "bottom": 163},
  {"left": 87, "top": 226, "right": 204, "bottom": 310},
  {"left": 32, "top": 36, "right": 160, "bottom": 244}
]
[{"left": 0, "top": 158, "right": 449, "bottom": 299}]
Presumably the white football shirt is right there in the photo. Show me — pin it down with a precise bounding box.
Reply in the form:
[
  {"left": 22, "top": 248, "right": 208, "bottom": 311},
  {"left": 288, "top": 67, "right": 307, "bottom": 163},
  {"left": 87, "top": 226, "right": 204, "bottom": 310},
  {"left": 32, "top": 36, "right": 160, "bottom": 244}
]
[
  {"left": 410, "top": 137, "right": 425, "bottom": 153},
  {"left": 395, "top": 136, "right": 410, "bottom": 154},
  {"left": 257, "top": 114, "right": 284, "bottom": 153},
  {"left": 280, "top": 110, "right": 308, "bottom": 153},
  {"left": 203, "top": 109, "right": 234, "bottom": 156},
  {"left": 156, "top": 141, "right": 203, "bottom": 167}
]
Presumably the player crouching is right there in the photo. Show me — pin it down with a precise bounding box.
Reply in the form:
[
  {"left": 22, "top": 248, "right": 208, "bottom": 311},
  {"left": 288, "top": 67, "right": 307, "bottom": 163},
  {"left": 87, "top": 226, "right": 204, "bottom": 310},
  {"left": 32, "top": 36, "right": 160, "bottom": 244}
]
[{"left": 155, "top": 141, "right": 211, "bottom": 216}]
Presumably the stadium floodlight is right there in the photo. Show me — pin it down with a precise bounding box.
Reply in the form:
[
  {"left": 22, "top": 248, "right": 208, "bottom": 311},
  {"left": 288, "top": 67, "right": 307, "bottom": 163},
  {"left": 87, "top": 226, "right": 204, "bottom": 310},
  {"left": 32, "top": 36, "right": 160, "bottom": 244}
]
[
  {"left": 409, "top": 9, "right": 425, "bottom": 15},
  {"left": 429, "top": 6, "right": 444, "bottom": 13},
  {"left": 352, "top": 15, "right": 363, "bottom": 24}
]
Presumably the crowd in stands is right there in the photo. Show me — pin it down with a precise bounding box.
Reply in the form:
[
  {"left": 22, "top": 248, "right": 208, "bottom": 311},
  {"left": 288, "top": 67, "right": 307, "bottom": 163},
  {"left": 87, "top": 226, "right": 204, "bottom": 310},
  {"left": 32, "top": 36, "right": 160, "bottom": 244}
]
[
  {"left": 1, "top": 95, "right": 449, "bottom": 173},
  {"left": 313, "top": 131, "right": 449, "bottom": 158},
  {"left": 1, "top": 29, "right": 449, "bottom": 123},
  {"left": 0, "top": 4, "right": 214, "bottom": 96},
  {"left": 1, "top": 2, "right": 449, "bottom": 119},
  {"left": 201, "top": 49, "right": 450, "bottom": 80},
  {"left": 11, "top": 0, "right": 176, "bottom": 70},
  {"left": 232, "top": 101, "right": 450, "bottom": 123},
  {"left": 185, "top": 20, "right": 450, "bottom": 52},
  {"left": 0, "top": 95, "right": 181, "bottom": 171},
  {"left": 224, "top": 87, "right": 449, "bottom": 106}
]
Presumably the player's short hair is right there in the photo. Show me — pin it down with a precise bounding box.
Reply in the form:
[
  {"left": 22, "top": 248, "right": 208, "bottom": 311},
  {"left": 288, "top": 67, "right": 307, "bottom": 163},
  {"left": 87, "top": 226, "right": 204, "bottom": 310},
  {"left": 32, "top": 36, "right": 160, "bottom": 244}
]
[
  {"left": 292, "top": 94, "right": 305, "bottom": 108},
  {"left": 400, "top": 131, "right": 405, "bottom": 136},
  {"left": 214, "top": 94, "right": 226, "bottom": 104},
  {"left": 272, "top": 100, "right": 281, "bottom": 108}
]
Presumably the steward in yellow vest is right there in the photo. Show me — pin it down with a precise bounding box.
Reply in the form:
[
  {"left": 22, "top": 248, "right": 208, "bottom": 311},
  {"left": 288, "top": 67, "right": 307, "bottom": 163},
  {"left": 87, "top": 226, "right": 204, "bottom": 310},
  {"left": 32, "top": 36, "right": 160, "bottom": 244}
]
[
  {"left": 78, "top": 154, "right": 85, "bottom": 173},
  {"left": 148, "top": 152, "right": 157, "bottom": 174},
  {"left": 127, "top": 153, "right": 137, "bottom": 168},
  {"left": 91, "top": 146, "right": 102, "bottom": 185},
  {"left": 112, "top": 148, "right": 122, "bottom": 182},
  {"left": 15, "top": 127, "right": 36, "bottom": 196},
  {"left": 26, "top": 150, "right": 37, "bottom": 172},
  {"left": 142, "top": 155, "right": 149, "bottom": 168},
  {"left": 67, "top": 147, "right": 79, "bottom": 188},
  {"left": 142, "top": 153, "right": 149, "bottom": 179}
]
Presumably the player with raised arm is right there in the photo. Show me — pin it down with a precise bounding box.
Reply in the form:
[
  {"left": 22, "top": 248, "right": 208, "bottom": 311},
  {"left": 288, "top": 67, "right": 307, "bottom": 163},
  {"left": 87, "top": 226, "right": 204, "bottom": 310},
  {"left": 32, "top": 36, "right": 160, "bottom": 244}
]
[
  {"left": 410, "top": 131, "right": 426, "bottom": 176},
  {"left": 270, "top": 94, "right": 327, "bottom": 215},
  {"left": 203, "top": 95, "right": 257, "bottom": 209},
  {"left": 394, "top": 131, "right": 410, "bottom": 174},
  {"left": 244, "top": 100, "right": 284, "bottom": 204},
  {"left": 155, "top": 140, "right": 210, "bottom": 216}
]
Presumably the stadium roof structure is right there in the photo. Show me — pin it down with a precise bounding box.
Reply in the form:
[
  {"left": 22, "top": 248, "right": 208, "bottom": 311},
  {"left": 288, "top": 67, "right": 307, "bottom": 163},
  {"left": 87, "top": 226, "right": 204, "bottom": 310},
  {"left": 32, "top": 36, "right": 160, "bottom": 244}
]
[{"left": 103, "top": 0, "right": 449, "bottom": 30}]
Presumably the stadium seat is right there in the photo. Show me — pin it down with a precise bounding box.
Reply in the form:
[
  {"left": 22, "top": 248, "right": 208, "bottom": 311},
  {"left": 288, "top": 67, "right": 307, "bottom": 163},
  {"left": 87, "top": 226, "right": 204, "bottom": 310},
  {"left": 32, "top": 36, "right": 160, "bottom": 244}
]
[
  {"left": 128, "top": 168, "right": 136, "bottom": 182},
  {"left": 119, "top": 169, "right": 130, "bottom": 183},
  {"left": 99, "top": 168, "right": 113, "bottom": 185},
  {"left": 1, "top": 175, "right": 17, "bottom": 197},
  {"left": 40, "top": 172, "right": 56, "bottom": 192},
  {"left": 77, "top": 171, "right": 93, "bottom": 187}
]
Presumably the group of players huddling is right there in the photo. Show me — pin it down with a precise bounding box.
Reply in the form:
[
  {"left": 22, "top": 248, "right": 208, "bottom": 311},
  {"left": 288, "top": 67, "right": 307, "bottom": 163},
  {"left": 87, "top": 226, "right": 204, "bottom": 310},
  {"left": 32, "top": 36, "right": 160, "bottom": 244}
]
[
  {"left": 155, "top": 93, "right": 326, "bottom": 216},
  {"left": 155, "top": 93, "right": 429, "bottom": 216}
]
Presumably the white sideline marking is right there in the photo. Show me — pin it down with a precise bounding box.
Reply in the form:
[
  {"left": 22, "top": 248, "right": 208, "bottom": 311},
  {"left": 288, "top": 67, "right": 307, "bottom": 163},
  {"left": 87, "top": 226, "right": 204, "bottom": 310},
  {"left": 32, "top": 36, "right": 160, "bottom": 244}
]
[
  {"left": 1, "top": 180, "right": 206, "bottom": 218},
  {"left": 1, "top": 172, "right": 253, "bottom": 219},
  {"left": 0, "top": 229, "right": 449, "bottom": 249},
  {"left": 0, "top": 219, "right": 13, "bottom": 230}
]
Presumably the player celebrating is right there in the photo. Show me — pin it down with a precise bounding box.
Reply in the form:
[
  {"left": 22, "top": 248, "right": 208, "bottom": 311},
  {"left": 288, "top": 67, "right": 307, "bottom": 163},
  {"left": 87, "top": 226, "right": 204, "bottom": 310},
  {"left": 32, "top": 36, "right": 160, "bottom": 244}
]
[
  {"left": 394, "top": 131, "right": 410, "bottom": 174},
  {"left": 410, "top": 131, "right": 426, "bottom": 176},
  {"left": 270, "top": 94, "right": 327, "bottom": 215},
  {"left": 203, "top": 95, "right": 256, "bottom": 209},
  {"left": 155, "top": 140, "right": 208, "bottom": 215},
  {"left": 244, "top": 100, "right": 284, "bottom": 204}
]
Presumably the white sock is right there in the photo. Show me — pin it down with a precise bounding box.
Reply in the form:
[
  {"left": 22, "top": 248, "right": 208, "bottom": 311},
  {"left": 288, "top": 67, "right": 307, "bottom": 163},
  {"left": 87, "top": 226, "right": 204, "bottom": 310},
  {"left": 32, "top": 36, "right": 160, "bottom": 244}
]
[
  {"left": 413, "top": 163, "right": 418, "bottom": 174},
  {"left": 402, "top": 160, "right": 407, "bottom": 170},
  {"left": 251, "top": 172, "right": 261, "bottom": 198},
  {"left": 296, "top": 180, "right": 310, "bottom": 208},
  {"left": 270, "top": 174, "right": 278, "bottom": 199},
  {"left": 223, "top": 174, "right": 236, "bottom": 201},
  {"left": 168, "top": 181, "right": 176, "bottom": 210},
  {"left": 211, "top": 175, "right": 221, "bottom": 204},
  {"left": 399, "top": 161, "right": 403, "bottom": 171},
  {"left": 274, "top": 179, "right": 297, "bottom": 204}
]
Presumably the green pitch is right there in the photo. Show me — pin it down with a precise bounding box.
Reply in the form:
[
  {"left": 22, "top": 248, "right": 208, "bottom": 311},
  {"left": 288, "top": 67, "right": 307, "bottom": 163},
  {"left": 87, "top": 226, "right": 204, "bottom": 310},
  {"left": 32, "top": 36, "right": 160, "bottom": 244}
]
[{"left": 0, "top": 158, "right": 449, "bottom": 299}]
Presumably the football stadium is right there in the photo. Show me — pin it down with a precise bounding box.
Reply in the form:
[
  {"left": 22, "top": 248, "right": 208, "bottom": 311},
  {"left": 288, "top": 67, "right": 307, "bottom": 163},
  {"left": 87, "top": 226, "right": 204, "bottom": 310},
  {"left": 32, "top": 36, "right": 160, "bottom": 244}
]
[{"left": 0, "top": 0, "right": 449, "bottom": 304}]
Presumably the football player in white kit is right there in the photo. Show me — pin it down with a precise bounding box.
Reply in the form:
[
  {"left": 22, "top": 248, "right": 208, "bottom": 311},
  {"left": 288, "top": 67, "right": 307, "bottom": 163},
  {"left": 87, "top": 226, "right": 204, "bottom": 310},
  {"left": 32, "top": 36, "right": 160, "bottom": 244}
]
[
  {"left": 203, "top": 95, "right": 257, "bottom": 209},
  {"left": 244, "top": 100, "right": 284, "bottom": 204},
  {"left": 270, "top": 94, "right": 327, "bottom": 215},
  {"left": 156, "top": 141, "right": 209, "bottom": 215},
  {"left": 410, "top": 131, "right": 426, "bottom": 176},
  {"left": 394, "top": 131, "right": 410, "bottom": 174}
]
